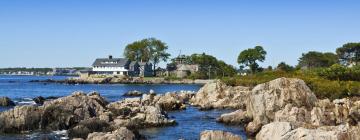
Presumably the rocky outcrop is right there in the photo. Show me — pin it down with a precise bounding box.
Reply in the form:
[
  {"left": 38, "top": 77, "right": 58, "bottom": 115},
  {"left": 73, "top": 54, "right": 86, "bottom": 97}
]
[
  {"left": 40, "top": 91, "right": 109, "bottom": 130},
  {"left": 214, "top": 77, "right": 360, "bottom": 139},
  {"left": 0, "top": 97, "right": 15, "bottom": 106},
  {"left": 0, "top": 92, "right": 108, "bottom": 133},
  {"left": 200, "top": 130, "right": 242, "bottom": 140},
  {"left": 256, "top": 122, "right": 360, "bottom": 140},
  {"left": 245, "top": 78, "right": 318, "bottom": 135},
  {"left": 0, "top": 105, "right": 42, "bottom": 133},
  {"left": 191, "top": 80, "right": 251, "bottom": 110},
  {"left": 86, "top": 127, "right": 138, "bottom": 140},
  {"left": 0, "top": 91, "right": 180, "bottom": 139}
]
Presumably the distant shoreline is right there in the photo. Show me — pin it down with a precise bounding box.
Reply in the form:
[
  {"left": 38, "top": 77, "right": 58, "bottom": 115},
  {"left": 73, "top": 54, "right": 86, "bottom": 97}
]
[{"left": 29, "top": 77, "right": 213, "bottom": 85}]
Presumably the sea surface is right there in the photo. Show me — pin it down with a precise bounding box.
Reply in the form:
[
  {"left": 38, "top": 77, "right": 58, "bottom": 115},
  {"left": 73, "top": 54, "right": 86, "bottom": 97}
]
[{"left": 0, "top": 75, "right": 246, "bottom": 140}]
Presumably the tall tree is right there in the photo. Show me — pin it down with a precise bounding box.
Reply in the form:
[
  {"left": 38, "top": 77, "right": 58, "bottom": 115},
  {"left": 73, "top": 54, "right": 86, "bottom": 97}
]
[
  {"left": 146, "top": 38, "right": 171, "bottom": 76},
  {"left": 124, "top": 40, "right": 149, "bottom": 61},
  {"left": 336, "top": 43, "right": 360, "bottom": 66},
  {"left": 298, "top": 51, "right": 338, "bottom": 68},
  {"left": 237, "top": 46, "right": 267, "bottom": 73},
  {"left": 124, "top": 38, "right": 170, "bottom": 76}
]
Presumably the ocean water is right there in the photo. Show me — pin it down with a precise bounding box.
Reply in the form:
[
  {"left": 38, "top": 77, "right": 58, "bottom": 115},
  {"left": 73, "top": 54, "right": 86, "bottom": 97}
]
[{"left": 0, "top": 75, "right": 246, "bottom": 140}]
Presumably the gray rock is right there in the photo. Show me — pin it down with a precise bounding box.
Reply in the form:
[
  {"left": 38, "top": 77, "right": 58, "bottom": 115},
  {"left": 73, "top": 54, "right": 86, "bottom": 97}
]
[
  {"left": 0, "top": 105, "right": 42, "bottom": 133},
  {"left": 191, "top": 80, "right": 251, "bottom": 110},
  {"left": 246, "top": 78, "right": 317, "bottom": 135},
  {"left": 0, "top": 91, "right": 109, "bottom": 133}
]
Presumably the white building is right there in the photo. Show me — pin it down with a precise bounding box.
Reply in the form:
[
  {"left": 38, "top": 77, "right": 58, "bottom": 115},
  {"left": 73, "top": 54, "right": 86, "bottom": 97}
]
[{"left": 91, "top": 55, "right": 153, "bottom": 76}]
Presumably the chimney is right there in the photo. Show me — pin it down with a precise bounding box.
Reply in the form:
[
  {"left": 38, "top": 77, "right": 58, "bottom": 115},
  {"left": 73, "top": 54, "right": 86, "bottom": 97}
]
[{"left": 109, "top": 55, "right": 113, "bottom": 59}]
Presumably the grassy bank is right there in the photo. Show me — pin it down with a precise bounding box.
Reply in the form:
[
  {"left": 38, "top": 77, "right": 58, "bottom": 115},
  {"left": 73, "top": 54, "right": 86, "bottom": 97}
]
[{"left": 222, "top": 70, "right": 360, "bottom": 100}]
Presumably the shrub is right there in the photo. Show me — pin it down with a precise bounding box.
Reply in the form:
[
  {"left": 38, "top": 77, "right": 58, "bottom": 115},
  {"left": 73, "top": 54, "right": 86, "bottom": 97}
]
[{"left": 317, "top": 64, "right": 360, "bottom": 81}]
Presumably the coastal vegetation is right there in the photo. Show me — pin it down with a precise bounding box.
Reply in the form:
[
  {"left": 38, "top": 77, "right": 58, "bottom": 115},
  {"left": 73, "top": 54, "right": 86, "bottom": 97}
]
[{"left": 223, "top": 42, "right": 360, "bottom": 100}]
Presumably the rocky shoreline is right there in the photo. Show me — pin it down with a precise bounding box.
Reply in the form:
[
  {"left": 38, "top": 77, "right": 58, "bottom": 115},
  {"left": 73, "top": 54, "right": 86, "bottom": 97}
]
[
  {"left": 0, "top": 90, "right": 200, "bottom": 139},
  {"left": 29, "top": 77, "right": 213, "bottom": 85},
  {"left": 2, "top": 77, "right": 359, "bottom": 139},
  {"left": 195, "top": 78, "right": 360, "bottom": 139}
]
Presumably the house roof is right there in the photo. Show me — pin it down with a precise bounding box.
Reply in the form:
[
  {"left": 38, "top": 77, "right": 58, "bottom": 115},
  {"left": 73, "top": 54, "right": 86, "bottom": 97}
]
[{"left": 92, "top": 58, "right": 129, "bottom": 67}]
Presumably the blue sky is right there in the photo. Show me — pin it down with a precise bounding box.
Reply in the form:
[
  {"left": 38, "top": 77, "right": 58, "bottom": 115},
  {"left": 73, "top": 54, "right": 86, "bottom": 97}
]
[{"left": 1, "top": 0, "right": 359, "bottom": 68}]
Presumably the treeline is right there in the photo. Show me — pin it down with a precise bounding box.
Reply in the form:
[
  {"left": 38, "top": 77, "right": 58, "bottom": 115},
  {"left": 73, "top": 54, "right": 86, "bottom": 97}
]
[
  {"left": 225, "top": 42, "right": 360, "bottom": 100},
  {"left": 123, "top": 38, "right": 237, "bottom": 78},
  {"left": 0, "top": 68, "right": 53, "bottom": 73}
]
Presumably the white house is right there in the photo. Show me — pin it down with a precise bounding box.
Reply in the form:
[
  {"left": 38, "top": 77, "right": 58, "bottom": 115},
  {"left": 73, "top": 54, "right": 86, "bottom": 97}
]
[{"left": 91, "top": 55, "right": 153, "bottom": 76}]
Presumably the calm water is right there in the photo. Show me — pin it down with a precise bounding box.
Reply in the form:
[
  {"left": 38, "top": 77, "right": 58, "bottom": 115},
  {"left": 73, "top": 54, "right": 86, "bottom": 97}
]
[{"left": 0, "top": 75, "right": 246, "bottom": 140}]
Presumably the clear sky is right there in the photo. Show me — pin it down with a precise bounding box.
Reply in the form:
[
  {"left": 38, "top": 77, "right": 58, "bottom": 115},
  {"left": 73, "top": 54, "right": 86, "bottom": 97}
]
[{"left": 1, "top": 0, "right": 359, "bottom": 68}]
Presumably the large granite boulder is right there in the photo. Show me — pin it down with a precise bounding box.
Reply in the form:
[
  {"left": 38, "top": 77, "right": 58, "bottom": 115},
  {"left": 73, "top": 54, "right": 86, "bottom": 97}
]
[
  {"left": 200, "top": 130, "right": 242, "bottom": 140},
  {"left": 246, "top": 78, "right": 318, "bottom": 135},
  {"left": 191, "top": 80, "right": 251, "bottom": 110},
  {"left": 0, "top": 105, "right": 42, "bottom": 133},
  {"left": 0, "top": 97, "right": 15, "bottom": 106},
  {"left": 40, "top": 91, "right": 109, "bottom": 130}
]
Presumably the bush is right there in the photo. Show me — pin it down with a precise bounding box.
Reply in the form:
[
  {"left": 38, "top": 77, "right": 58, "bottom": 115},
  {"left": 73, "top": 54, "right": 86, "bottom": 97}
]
[{"left": 317, "top": 64, "right": 360, "bottom": 81}]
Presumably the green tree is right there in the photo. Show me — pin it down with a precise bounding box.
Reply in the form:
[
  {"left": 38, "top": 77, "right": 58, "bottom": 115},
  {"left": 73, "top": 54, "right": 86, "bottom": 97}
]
[
  {"left": 276, "top": 62, "right": 294, "bottom": 72},
  {"left": 298, "top": 51, "right": 338, "bottom": 68},
  {"left": 124, "top": 40, "right": 149, "bottom": 61},
  {"left": 336, "top": 43, "right": 360, "bottom": 66},
  {"left": 124, "top": 38, "right": 170, "bottom": 76},
  {"left": 237, "top": 46, "right": 267, "bottom": 74}
]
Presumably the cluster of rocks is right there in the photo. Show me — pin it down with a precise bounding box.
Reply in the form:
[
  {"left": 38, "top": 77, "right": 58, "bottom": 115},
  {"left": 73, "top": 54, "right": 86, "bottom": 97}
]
[
  {"left": 0, "top": 90, "right": 196, "bottom": 139},
  {"left": 198, "top": 78, "right": 360, "bottom": 139}
]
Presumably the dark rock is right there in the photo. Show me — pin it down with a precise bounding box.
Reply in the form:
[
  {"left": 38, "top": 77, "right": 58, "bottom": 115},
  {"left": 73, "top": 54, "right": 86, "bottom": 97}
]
[
  {"left": 123, "top": 90, "right": 143, "bottom": 97},
  {"left": 0, "top": 97, "right": 15, "bottom": 106},
  {"left": 33, "top": 96, "right": 46, "bottom": 105},
  {"left": 68, "top": 118, "right": 112, "bottom": 139}
]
